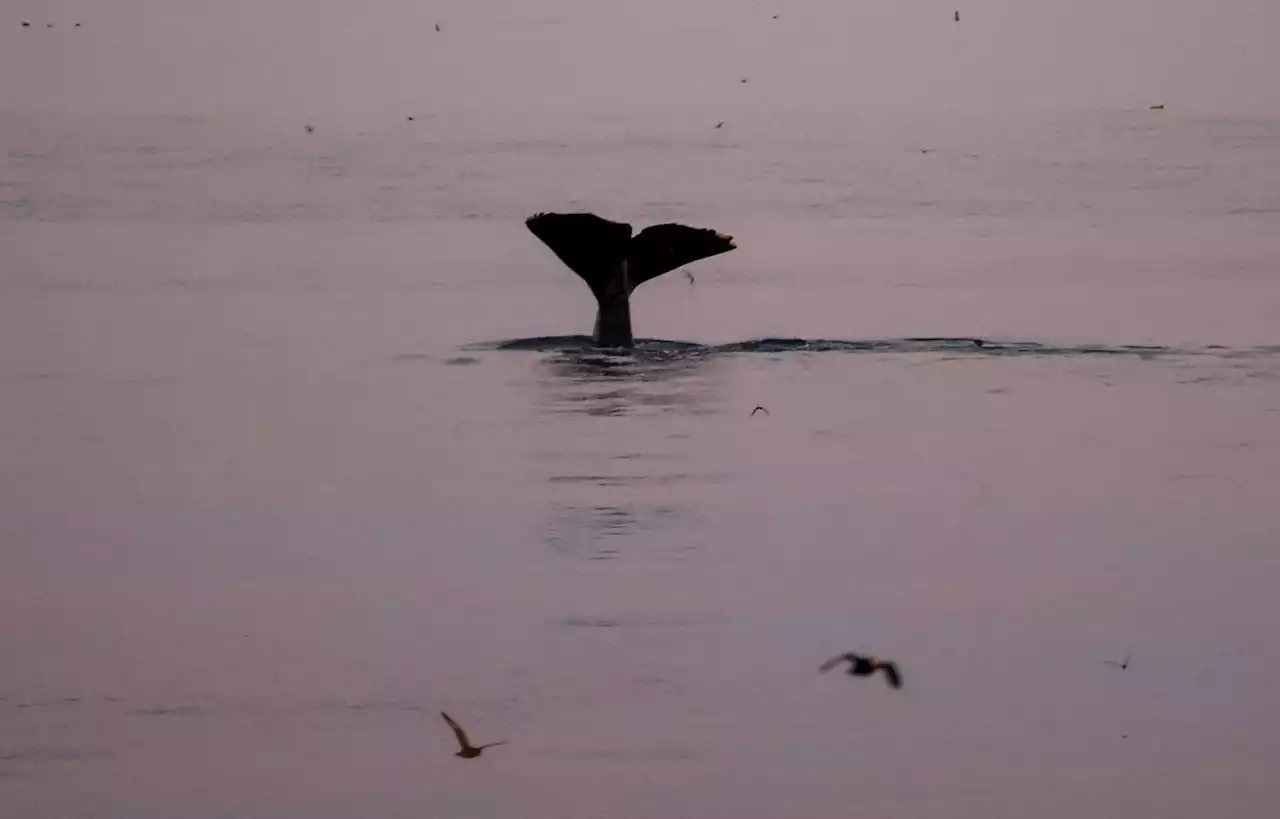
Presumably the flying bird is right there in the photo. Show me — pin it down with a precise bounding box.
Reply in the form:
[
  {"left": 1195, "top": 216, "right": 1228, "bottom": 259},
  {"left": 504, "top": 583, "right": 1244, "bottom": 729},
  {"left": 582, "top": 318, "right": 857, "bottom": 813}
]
[
  {"left": 435, "top": 23, "right": 442, "bottom": 32},
  {"left": 441, "top": 711, "right": 506, "bottom": 759},
  {"left": 750, "top": 405, "right": 770, "bottom": 416},
  {"left": 1103, "top": 651, "right": 1131, "bottom": 670},
  {"left": 715, "top": 120, "right": 725, "bottom": 129},
  {"left": 685, "top": 270, "right": 696, "bottom": 285},
  {"left": 304, "top": 125, "right": 315, "bottom": 134},
  {"left": 819, "top": 652, "right": 902, "bottom": 689}
]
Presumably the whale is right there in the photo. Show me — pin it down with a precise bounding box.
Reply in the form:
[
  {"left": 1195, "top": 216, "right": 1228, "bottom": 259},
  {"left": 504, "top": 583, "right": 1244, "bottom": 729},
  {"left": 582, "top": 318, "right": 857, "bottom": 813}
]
[{"left": 525, "top": 212, "right": 736, "bottom": 348}]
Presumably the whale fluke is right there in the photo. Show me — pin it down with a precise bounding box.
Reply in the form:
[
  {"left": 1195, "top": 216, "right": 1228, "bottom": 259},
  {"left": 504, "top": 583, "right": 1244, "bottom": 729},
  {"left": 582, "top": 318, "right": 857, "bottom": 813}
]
[
  {"left": 629, "top": 223, "right": 737, "bottom": 286},
  {"left": 525, "top": 213, "right": 633, "bottom": 300},
  {"left": 525, "top": 212, "right": 735, "bottom": 347}
]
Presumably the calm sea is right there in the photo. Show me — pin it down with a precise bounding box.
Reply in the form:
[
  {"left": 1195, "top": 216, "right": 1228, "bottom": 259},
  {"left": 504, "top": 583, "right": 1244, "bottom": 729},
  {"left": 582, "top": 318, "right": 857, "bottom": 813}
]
[{"left": 3, "top": 60, "right": 1280, "bottom": 819}]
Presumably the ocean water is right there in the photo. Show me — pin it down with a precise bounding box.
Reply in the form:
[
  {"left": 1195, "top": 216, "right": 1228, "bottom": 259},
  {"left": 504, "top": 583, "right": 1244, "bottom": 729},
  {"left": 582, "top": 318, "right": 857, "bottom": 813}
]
[{"left": 4, "top": 6, "right": 1280, "bottom": 818}]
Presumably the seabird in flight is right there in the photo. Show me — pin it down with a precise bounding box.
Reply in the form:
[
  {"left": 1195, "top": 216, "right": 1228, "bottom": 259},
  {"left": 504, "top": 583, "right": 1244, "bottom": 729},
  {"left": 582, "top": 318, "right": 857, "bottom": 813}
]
[
  {"left": 819, "top": 652, "right": 903, "bottom": 689},
  {"left": 1103, "top": 651, "right": 1131, "bottom": 670},
  {"left": 441, "top": 711, "right": 506, "bottom": 759}
]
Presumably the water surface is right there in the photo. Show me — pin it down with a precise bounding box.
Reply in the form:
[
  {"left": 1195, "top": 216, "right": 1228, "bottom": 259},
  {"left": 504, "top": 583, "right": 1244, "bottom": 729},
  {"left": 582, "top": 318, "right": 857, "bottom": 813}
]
[{"left": 4, "top": 9, "right": 1280, "bottom": 817}]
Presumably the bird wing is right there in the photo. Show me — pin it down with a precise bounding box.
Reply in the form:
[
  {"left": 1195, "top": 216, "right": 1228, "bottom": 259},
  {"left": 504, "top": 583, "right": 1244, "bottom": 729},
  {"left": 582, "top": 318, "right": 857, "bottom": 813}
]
[
  {"left": 440, "top": 711, "right": 471, "bottom": 749},
  {"left": 1103, "top": 651, "right": 1132, "bottom": 668},
  {"left": 878, "top": 662, "right": 903, "bottom": 689},
  {"left": 629, "top": 223, "right": 736, "bottom": 287},
  {"left": 525, "top": 212, "right": 632, "bottom": 299},
  {"left": 818, "top": 653, "right": 855, "bottom": 673}
]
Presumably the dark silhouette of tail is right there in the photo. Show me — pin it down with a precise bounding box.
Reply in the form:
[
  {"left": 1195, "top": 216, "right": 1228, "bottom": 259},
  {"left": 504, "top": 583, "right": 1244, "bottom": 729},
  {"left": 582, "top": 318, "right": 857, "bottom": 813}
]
[
  {"left": 525, "top": 212, "right": 735, "bottom": 347},
  {"left": 627, "top": 222, "right": 737, "bottom": 286},
  {"left": 525, "top": 213, "right": 633, "bottom": 301}
]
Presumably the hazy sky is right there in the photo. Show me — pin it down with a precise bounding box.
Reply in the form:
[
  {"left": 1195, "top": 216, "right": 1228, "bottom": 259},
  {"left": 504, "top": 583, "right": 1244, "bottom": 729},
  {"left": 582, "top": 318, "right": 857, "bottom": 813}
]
[{"left": 3, "top": 0, "right": 1280, "bottom": 121}]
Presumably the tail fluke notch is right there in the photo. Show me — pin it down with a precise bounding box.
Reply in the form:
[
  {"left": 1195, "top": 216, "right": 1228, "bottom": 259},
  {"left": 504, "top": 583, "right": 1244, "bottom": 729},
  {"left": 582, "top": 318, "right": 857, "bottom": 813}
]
[{"left": 523, "top": 211, "right": 737, "bottom": 347}]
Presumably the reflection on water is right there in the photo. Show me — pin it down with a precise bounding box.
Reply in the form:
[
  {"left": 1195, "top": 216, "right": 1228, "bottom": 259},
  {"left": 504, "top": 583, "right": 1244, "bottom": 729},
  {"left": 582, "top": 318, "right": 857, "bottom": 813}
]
[
  {"left": 0, "top": 745, "right": 98, "bottom": 777},
  {"left": 132, "top": 704, "right": 216, "bottom": 718},
  {"left": 7, "top": 100, "right": 1280, "bottom": 818},
  {"left": 529, "top": 347, "right": 724, "bottom": 562},
  {"left": 547, "top": 475, "right": 701, "bottom": 487},
  {"left": 531, "top": 344, "right": 720, "bottom": 417},
  {"left": 555, "top": 612, "right": 719, "bottom": 630},
  {"left": 543, "top": 503, "right": 688, "bottom": 562}
]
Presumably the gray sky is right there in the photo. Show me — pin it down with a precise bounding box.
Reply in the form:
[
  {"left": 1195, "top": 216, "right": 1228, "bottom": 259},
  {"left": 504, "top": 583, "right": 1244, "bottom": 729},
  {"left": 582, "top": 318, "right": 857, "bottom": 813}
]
[{"left": 3, "top": 0, "right": 1279, "bottom": 120}]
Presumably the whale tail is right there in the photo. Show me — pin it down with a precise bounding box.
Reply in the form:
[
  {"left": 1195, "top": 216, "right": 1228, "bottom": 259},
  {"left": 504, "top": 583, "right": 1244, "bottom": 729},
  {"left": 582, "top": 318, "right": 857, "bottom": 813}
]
[
  {"left": 525, "top": 212, "right": 633, "bottom": 300},
  {"left": 627, "top": 222, "right": 737, "bottom": 285},
  {"left": 525, "top": 212, "right": 736, "bottom": 346}
]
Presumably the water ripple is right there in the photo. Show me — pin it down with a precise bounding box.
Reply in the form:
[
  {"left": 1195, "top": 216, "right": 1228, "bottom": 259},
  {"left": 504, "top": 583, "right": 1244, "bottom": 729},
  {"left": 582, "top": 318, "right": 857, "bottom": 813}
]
[{"left": 464, "top": 335, "right": 1253, "bottom": 359}]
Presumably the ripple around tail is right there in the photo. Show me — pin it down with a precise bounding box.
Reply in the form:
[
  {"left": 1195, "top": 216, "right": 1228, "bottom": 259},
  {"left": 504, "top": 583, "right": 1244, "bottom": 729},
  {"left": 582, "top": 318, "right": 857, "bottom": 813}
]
[
  {"left": 464, "top": 335, "right": 701, "bottom": 353},
  {"left": 461, "top": 336, "right": 1248, "bottom": 358}
]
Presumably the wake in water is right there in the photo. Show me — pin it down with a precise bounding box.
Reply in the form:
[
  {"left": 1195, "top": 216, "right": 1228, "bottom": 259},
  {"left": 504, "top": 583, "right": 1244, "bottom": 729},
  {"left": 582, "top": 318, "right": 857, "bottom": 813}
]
[
  {"left": 462, "top": 336, "right": 1208, "bottom": 359},
  {"left": 450, "top": 336, "right": 1280, "bottom": 419}
]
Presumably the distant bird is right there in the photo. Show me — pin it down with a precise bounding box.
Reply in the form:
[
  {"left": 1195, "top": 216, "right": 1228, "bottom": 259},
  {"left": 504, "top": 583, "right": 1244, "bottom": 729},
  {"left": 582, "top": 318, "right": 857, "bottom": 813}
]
[
  {"left": 75, "top": 22, "right": 81, "bottom": 28},
  {"left": 750, "top": 405, "right": 770, "bottom": 416},
  {"left": 407, "top": 116, "right": 415, "bottom": 121},
  {"left": 22, "top": 21, "right": 30, "bottom": 27},
  {"left": 819, "top": 652, "right": 902, "bottom": 689},
  {"left": 1103, "top": 651, "right": 1131, "bottom": 670},
  {"left": 304, "top": 125, "right": 315, "bottom": 134},
  {"left": 740, "top": 78, "right": 749, "bottom": 84},
  {"left": 685, "top": 270, "right": 696, "bottom": 285},
  {"left": 955, "top": 10, "right": 960, "bottom": 22},
  {"left": 435, "top": 23, "right": 442, "bottom": 32},
  {"left": 46, "top": 22, "right": 53, "bottom": 28},
  {"left": 1149, "top": 104, "right": 1165, "bottom": 110},
  {"left": 772, "top": 15, "right": 779, "bottom": 19},
  {"left": 715, "top": 120, "right": 725, "bottom": 129},
  {"left": 441, "top": 711, "right": 506, "bottom": 759}
]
